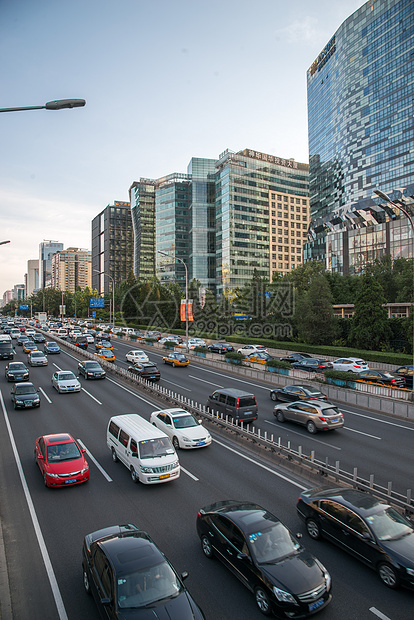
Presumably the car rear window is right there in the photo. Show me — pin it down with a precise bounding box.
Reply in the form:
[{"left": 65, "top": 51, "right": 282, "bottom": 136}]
[{"left": 238, "top": 396, "right": 256, "bottom": 408}]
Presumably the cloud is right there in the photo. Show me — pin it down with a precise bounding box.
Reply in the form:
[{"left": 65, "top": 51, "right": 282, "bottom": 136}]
[{"left": 274, "top": 16, "right": 319, "bottom": 44}]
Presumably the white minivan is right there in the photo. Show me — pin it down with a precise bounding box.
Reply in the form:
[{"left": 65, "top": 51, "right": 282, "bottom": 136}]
[{"left": 107, "top": 414, "right": 180, "bottom": 484}]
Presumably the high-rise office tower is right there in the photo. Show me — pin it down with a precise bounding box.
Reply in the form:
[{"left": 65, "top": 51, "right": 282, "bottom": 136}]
[
  {"left": 39, "top": 241, "right": 64, "bottom": 288},
  {"left": 51, "top": 248, "right": 91, "bottom": 292},
  {"left": 306, "top": 0, "right": 414, "bottom": 272}
]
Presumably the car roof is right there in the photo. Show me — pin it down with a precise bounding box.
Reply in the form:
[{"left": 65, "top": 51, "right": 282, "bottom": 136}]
[
  {"left": 95, "top": 531, "right": 163, "bottom": 574},
  {"left": 303, "top": 487, "right": 389, "bottom": 517},
  {"left": 156, "top": 408, "right": 190, "bottom": 417},
  {"left": 14, "top": 382, "right": 34, "bottom": 388},
  {"left": 200, "top": 500, "right": 278, "bottom": 532},
  {"left": 43, "top": 433, "right": 74, "bottom": 445},
  {"left": 213, "top": 388, "right": 254, "bottom": 397}
]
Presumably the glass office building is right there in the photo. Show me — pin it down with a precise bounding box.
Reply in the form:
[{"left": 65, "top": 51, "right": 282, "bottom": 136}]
[
  {"left": 129, "top": 179, "right": 156, "bottom": 279},
  {"left": 306, "top": 0, "right": 414, "bottom": 267}
]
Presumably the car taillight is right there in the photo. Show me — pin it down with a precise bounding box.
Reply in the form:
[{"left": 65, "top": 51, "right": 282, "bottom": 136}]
[
  {"left": 390, "top": 378, "right": 396, "bottom": 383},
  {"left": 354, "top": 365, "right": 361, "bottom": 368},
  {"left": 236, "top": 398, "right": 239, "bottom": 409},
  {"left": 318, "top": 416, "right": 329, "bottom": 421}
]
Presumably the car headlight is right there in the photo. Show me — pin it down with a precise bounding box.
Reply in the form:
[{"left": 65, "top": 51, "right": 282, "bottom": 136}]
[
  {"left": 80, "top": 466, "right": 89, "bottom": 474},
  {"left": 140, "top": 466, "right": 154, "bottom": 474},
  {"left": 324, "top": 570, "right": 332, "bottom": 590},
  {"left": 46, "top": 472, "right": 60, "bottom": 478},
  {"left": 15, "top": 399, "right": 24, "bottom": 404},
  {"left": 272, "top": 586, "right": 298, "bottom": 605},
  {"left": 406, "top": 567, "right": 414, "bottom": 577}
]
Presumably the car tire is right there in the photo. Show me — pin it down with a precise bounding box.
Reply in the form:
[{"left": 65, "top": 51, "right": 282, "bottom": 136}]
[
  {"left": 83, "top": 567, "right": 91, "bottom": 595},
  {"left": 130, "top": 467, "right": 138, "bottom": 483},
  {"left": 275, "top": 410, "right": 285, "bottom": 422},
  {"left": 270, "top": 392, "right": 278, "bottom": 401},
  {"left": 172, "top": 436, "right": 180, "bottom": 450},
  {"left": 201, "top": 535, "right": 214, "bottom": 559},
  {"left": 378, "top": 562, "right": 399, "bottom": 589},
  {"left": 306, "top": 518, "right": 321, "bottom": 540},
  {"left": 306, "top": 420, "right": 317, "bottom": 434},
  {"left": 111, "top": 448, "right": 118, "bottom": 463},
  {"left": 255, "top": 586, "right": 272, "bottom": 616}
]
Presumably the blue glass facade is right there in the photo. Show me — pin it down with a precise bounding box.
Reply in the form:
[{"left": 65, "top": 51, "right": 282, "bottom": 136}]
[{"left": 307, "top": 0, "right": 414, "bottom": 265}]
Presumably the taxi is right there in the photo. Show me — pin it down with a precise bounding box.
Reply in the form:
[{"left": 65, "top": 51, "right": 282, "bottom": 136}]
[
  {"left": 162, "top": 353, "right": 189, "bottom": 367},
  {"left": 244, "top": 352, "right": 274, "bottom": 365},
  {"left": 95, "top": 348, "right": 116, "bottom": 362}
]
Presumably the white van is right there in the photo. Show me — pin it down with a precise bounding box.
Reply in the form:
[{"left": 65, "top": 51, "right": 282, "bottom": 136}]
[{"left": 107, "top": 414, "right": 180, "bottom": 484}]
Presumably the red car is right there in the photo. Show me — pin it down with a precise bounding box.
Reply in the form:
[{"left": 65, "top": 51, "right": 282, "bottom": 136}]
[{"left": 34, "top": 433, "right": 89, "bottom": 488}]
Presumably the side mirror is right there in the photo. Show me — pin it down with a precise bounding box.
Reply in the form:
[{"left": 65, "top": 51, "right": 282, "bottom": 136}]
[
  {"left": 198, "top": 419, "right": 203, "bottom": 425},
  {"left": 296, "top": 533, "right": 303, "bottom": 539},
  {"left": 37, "top": 453, "right": 44, "bottom": 460},
  {"left": 81, "top": 448, "right": 86, "bottom": 454},
  {"left": 181, "top": 571, "right": 189, "bottom": 581}
]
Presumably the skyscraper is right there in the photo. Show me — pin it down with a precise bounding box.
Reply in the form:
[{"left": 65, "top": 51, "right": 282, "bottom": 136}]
[
  {"left": 306, "top": 0, "right": 414, "bottom": 271},
  {"left": 39, "top": 241, "right": 64, "bottom": 288}
]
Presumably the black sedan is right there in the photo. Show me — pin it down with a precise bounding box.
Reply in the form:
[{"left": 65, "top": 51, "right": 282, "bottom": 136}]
[
  {"left": 297, "top": 487, "right": 414, "bottom": 590},
  {"left": 270, "top": 385, "right": 328, "bottom": 402},
  {"left": 78, "top": 360, "right": 106, "bottom": 380},
  {"left": 292, "top": 359, "right": 333, "bottom": 373},
  {"left": 207, "top": 342, "right": 234, "bottom": 354},
  {"left": 5, "top": 361, "right": 30, "bottom": 382},
  {"left": 197, "top": 500, "right": 332, "bottom": 617},
  {"left": 356, "top": 369, "right": 405, "bottom": 387},
  {"left": 33, "top": 333, "right": 45, "bottom": 343},
  {"left": 44, "top": 341, "right": 61, "bottom": 354},
  {"left": 391, "top": 365, "right": 413, "bottom": 389},
  {"left": 279, "top": 352, "right": 313, "bottom": 363},
  {"left": 82, "top": 524, "right": 205, "bottom": 619},
  {"left": 10, "top": 382, "right": 40, "bottom": 409},
  {"left": 127, "top": 362, "right": 161, "bottom": 381}
]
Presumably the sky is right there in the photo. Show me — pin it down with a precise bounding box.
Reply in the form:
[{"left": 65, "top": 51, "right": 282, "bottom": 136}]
[{"left": 0, "top": 0, "right": 366, "bottom": 298}]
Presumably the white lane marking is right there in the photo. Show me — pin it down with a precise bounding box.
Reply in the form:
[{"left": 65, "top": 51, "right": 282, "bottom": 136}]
[
  {"left": 213, "top": 437, "right": 306, "bottom": 490},
  {"left": 77, "top": 439, "right": 112, "bottom": 482},
  {"left": 0, "top": 390, "right": 68, "bottom": 620},
  {"left": 263, "top": 420, "right": 342, "bottom": 450},
  {"left": 188, "top": 364, "right": 273, "bottom": 391},
  {"left": 38, "top": 387, "right": 52, "bottom": 403},
  {"left": 53, "top": 363, "right": 62, "bottom": 370},
  {"left": 342, "top": 427, "right": 381, "bottom": 440},
  {"left": 162, "top": 379, "right": 191, "bottom": 391},
  {"left": 180, "top": 466, "right": 199, "bottom": 481},
  {"left": 81, "top": 388, "right": 102, "bottom": 404},
  {"left": 341, "top": 407, "right": 414, "bottom": 431},
  {"left": 369, "top": 608, "right": 391, "bottom": 620},
  {"left": 189, "top": 375, "right": 224, "bottom": 388}
]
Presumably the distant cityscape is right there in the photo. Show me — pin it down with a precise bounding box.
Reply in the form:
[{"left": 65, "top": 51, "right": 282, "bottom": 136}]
[{"left": 2, "top": 0, "right": 413, "bottom": 308}]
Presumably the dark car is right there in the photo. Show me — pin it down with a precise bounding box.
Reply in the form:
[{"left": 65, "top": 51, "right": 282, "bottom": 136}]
[
  {"left": 82, "top": 524, "right": 205, "bottom": 619},
  {"left": 391, "top": 365, "right": 413, "bottom": 389},
  {"left": 270, "top": 385, "right": 328, "bottom": 402},
  {"left": 197, "top": 500, "right": 332, "bottom": 617},
  {"left": 72, "top": 334, "right": 88, "bottom": 349},
  {"left": 207, "top": 342, "right": 235, "bottom": 354},
  {"left": 297, "top": 487, "right": 414, "bottom": 590},
  {"left": 16, "top": 334, "right": 30, "bottom": 346},
  {"left": 33, "top": 333, "right": 46, "bottom": 343},
  {"left": 128, "top": 362, "right": 161, "bottom": 381},
  {"left": 44, "top": 341, "right": 61, "bottom": 354},
  {"left": 78, "top": 360, "right": 106, "bottom": 380},
  {"left": 5, "top": 361, "right": 29, "bottom": 382},
  {"left": 279, "top": 352, "right": 313, "bottom": 363},
  {"left": 292, "top": 359, "right": 333, "bottom": 373},
  {"left": 356, "top": 369, "right": 405, "bottom": 387},
  {"left": 10, "top": 382, "right": 40, "bottom": 409}
]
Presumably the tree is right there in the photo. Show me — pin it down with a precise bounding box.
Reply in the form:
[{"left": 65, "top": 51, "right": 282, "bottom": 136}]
[
  {"left": 294, "top": 274, "right": 339, "bottom": 345},
  {"left": 349, "top": 273, "right": 391, "bottom": 350}
]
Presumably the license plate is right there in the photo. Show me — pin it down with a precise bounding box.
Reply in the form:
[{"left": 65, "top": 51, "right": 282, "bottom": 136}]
[
  {"left": 68, "top": 387, "right": 74, "bottom": 391},
  {"left": 159, "top": 474, "right": 170, "bottom": 480},
  {"left": 65, "top": 478, "right": 77, "bottom": 484},
  {"left": 244, "top": 411, "right": 252, "bottom": 415},
  {"left": 196, "top": 441, "right": 205, "bottom": 446},
  {"left": 25, "top": 401, "right": 33, "bottom": 407},
  {"left": 309, "top": 598, "right": 324, "bottom": 612},
  {"left": 149, "top": 376, "right": 156, "bottom": 379},
  {"left": 331, "top": 418, "right": 338, "bottom": 423}
]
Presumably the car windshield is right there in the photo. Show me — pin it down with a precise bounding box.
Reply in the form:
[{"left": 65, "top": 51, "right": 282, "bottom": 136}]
[
  {"left": 173, "top": 414, "right": 198, "bottom": 428},
  {"left": 239, "top": 396, "right": 256, "bottom": 407},
  {"left": 248, "top": 521, "right": 302, "bottom": 564},
  {"left": 144, "top": 366, "right": 158, "bottom": 372},
  {"left": 85, "top": 362, "right": 101, "bottom": 369},
  {"left": 31, "top": 352, "right": 43, "bottom": 357},
  {"left": 321, "top": 407, "right": 340, "bottom": 416},
  {"left": 117, "top": 559, "right": 182, "bottom": 609},
  {"left": 47, "top": 441, "right": 81, "bottom": 462},
  {"left": 59, "top": 372, "right": 75, "bottom": 381},
  {"left": 10, "top": 363, "right": 25, "bottom": 370},
  {"left": 139, "top": 438, "right": 174, "bottom": 458},
  {"left": 366, "top": 507, "right": 413, "bottom": 541},
  {"left": 175, "top": 355, "right": 187, "bottom": 360},
  {"left": 15, "top": 385, "right": 36, "bottom": 395}
]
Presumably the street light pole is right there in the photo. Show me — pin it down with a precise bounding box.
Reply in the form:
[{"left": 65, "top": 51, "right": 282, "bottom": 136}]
[
  {"left": 93, "top": 269, "right": 115, "bottom": 330},
  {"left": 0, "top": 240, "right": 11, "bottom": 246},
  {"left": 0, "top": 99, "right": 86, "bottom": 113},
  {"left": 158, "top": 250, "right": 189, "bottom": 353},
  {"left": 374, "top": 189, "right": 414, "bottom": 389}
]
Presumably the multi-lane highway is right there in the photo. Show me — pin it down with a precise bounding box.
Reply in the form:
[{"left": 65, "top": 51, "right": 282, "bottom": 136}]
[{"left": 0, "top": 335, "right": 413, "bottom": 619}]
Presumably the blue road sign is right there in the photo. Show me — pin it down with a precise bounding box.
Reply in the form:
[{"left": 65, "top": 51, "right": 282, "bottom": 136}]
[{"left": 90, "top": 298, "right": 105, "bottom": 308}]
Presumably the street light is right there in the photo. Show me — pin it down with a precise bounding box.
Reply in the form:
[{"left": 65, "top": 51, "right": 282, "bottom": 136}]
[
  {"left": 0, "top": 99, "right": 86, "bottom": 113},
  {"left": 93, "top": 269, "right": 115, "bottom": 329},
  {"left": 158, "top": 250, "right": 189, "bottom": 352},
  {"left": 373, "top": 189, "right": 414, "bottom": 389}
]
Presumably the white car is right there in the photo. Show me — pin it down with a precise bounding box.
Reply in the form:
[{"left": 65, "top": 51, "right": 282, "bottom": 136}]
[
  {"left": 150, "top": 408, "right": 212, "bottom": 450},
  {"left": 27, "top": 351, "right": 48, "bottom": 366},
  {"left": 237, "top": 344, "right": 269, "bottom": 355},
  {"left": 332, "top": 357, "right": 369, "bottom": 373},
  {"left": 51, "top": 370, "right": 81, "bottom": 393},
  {"left": 85, "top": 334, "right": 95, "bottom": 344},
  {"left": 25, "top": 329, "right": 35, "bottom": 337},
  {"left": 125, "top": 350, "right": 149, "bottom": 364},
  {"left": 187, "top": 338, "right": 207, "bottom": 349}
]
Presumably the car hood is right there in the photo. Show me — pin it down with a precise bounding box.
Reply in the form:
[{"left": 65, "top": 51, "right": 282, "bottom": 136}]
[
  {"left": 14, "top": 392, "right": 38, "bottom": 400},
  {"left": 176, "top": 426, "right": 209, "bottom": 441},
  {"left": 116, "top": 591, "right": 203, "bottom": 619},
  {"left": 47, "top": 457, "right": 87, "bottom": 475},
  {"left": 259, "top": 549, "right": 326, "bottom": 594},
  {"left": 59, "top": 380, "right": 80, "bottom": 387},
  {"left": 380, "top": 531, "right": 414, "bottom": 567}
]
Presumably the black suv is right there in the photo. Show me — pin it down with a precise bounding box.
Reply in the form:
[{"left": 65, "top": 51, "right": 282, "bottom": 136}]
[
  {"left": 72, "top": 335, "right": 88, "bottom": 349},
  {"left": 128, "top": 362, "right": 161, "bottom": 381}
]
